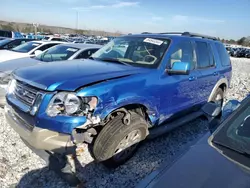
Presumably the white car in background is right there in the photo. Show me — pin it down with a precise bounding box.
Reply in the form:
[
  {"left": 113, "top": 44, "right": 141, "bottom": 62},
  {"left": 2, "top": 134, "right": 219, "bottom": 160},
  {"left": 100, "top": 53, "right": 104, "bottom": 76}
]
[
  {"left": 43, "top": 36, "right": 67, "bottom": 42},
  {"left": 0, "top": 41, "right": 65, "bottom": 62}
]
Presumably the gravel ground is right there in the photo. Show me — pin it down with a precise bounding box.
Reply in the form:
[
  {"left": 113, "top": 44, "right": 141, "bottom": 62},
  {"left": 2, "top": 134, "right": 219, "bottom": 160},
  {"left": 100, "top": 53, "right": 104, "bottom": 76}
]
[{"left": 0, "top": 57, "right": 250, "bottom": 188}]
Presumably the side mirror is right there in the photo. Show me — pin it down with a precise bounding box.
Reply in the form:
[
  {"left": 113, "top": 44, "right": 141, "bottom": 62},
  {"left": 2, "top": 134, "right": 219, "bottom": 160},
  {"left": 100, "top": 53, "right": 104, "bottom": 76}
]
[
  {"left": 34, "top": 50, "right": 43, "bottom": 56},
  {"left": 166, "top": 62, "right": 190, "bottom": 75},
  {"left": 222, "top": 100, "right": 241, "bottom": 120}
]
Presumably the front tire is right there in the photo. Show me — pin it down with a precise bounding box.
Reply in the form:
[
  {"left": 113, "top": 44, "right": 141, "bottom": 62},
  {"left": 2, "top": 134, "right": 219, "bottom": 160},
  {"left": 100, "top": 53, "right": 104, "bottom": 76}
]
[{"left": 92, "top": 111, "right": 148, "bottom": 168}]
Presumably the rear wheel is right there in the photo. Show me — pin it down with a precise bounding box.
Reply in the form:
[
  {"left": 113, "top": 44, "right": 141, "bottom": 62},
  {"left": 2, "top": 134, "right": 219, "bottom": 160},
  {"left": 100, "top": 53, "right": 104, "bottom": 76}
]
[
  {"left": 92, "top": 111, "right": 148, "bottom": 168},
  {"left": 210, "top": 88, "right": 224, "bottom": 112}
]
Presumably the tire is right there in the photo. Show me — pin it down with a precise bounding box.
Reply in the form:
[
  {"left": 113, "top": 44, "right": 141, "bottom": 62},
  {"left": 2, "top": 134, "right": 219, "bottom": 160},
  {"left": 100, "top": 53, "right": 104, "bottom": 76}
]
[
  {"left": 210, "top": 88, "right": 224, "bottom": 111},
  {"left": 92, "top": 111, "right": 148, "bottom": 168}
]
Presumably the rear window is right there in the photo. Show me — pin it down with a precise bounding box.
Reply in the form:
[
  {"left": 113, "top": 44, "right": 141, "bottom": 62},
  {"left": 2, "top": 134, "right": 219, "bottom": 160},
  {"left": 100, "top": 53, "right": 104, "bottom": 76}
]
[
  {"left": 195, "top": 41, "right": 214, "bottom": 68},
  {"left": 215, "top": 43, "right": 231, "bottom": 66}
]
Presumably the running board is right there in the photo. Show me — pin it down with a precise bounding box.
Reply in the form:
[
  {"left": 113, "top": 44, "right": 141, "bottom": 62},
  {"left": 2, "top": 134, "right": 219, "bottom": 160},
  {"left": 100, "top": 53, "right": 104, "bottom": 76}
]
[{"left": 148, "top": 111, "right": 203, "bottom": 140}]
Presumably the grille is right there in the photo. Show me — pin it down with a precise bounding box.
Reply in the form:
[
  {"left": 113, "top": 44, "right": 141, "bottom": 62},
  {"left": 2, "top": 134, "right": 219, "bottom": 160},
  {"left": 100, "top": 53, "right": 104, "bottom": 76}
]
[{"left": 14, "top": 80, "right": 39, "bottom": 107}]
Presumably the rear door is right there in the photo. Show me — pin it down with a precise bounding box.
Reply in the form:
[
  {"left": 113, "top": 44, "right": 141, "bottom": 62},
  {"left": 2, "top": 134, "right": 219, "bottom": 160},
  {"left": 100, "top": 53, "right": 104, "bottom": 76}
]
[
  {"left": 195, "top": 41, "right": 219, "bottom": 102},
  {"left": 215, "top": 42, "right": 232, "bottom": 84}
]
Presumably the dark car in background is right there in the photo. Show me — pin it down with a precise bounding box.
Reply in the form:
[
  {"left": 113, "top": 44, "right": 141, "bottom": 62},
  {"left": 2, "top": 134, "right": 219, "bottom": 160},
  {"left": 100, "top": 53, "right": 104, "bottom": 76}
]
[
  {"left": 245, "top": 49, "right": 250, "bottom": 58},
  {"left": 234, "top": 48, "right": 248, "bottom": 57},
  {"left": 0, "top": 30, "right": 23, "bottom": 38},
  {"left": 137, "top": 97, "right": 250, "bottom": 188},
  {"left": 0, "top": 38, "right": 34, "bottom": 50}
]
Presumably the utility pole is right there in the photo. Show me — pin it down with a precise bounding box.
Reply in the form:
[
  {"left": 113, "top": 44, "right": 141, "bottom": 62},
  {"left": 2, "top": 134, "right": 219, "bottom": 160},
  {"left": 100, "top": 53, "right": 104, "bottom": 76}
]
[
  {"left": 33, "top": 23, "right": 39, "bottom": 39},
  {"left": 76, "top": 11, "right": 79, "bottom": 33}
]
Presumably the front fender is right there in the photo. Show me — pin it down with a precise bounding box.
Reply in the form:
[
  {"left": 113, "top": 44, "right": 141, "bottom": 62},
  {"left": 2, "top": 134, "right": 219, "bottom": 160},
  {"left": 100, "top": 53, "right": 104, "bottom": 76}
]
[{"left": 97, "top": 95, "right": 160, "bottom": 124}]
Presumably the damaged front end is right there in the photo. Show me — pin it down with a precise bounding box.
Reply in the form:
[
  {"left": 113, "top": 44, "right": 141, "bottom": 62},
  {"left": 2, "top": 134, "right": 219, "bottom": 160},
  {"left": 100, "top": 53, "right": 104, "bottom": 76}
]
[{"left": 71, "top": 115, "right": 101, "bottom": 144}]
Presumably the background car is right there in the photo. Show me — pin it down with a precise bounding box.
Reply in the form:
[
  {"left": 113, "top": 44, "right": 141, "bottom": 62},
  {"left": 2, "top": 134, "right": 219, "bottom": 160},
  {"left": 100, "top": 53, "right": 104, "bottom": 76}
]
[
  {"left": 0, "top": 40, "right": 65, "bottom": 62},
  {"left": 0, "top": 29, "right": 23, "bottom": 38},
  {"left": 0, "top": 38, "right": 34, "bottom": 50},
  {"left": 136, "top": 99, "right": 248, "bottom": 188},
  {"left": 43, "top": 36, "right": 68, "bottom": 42},
  {"left": 34, "top": 43, "right": 102, "bottom": 62},
  {"left": 245, "top": 49, "right": 250, "bottom": 58}
]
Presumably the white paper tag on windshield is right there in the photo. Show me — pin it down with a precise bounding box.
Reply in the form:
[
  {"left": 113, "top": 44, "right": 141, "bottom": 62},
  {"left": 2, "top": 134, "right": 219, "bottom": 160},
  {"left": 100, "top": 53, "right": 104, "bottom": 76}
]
[
  {"left": 143, "top": 38, "right": 163, "bottom": 45},
  {"left": 32, "top": 44, "right": 40, "bottom": 46},
  {"left": 67, "top": 48, "right": 78, "bottom": 52}
]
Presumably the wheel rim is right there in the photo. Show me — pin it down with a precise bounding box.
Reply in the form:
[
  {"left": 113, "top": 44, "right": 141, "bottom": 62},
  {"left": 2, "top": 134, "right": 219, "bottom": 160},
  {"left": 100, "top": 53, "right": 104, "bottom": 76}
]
[{"left": 113, "top": 129, "right": 141, "bottom": 161}]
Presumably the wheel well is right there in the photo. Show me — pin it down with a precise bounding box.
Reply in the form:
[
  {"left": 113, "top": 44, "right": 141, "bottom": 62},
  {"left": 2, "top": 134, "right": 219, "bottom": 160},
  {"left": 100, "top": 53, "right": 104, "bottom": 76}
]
[
  {"left": 219, "top": 83, "right": 227, "bottom": 92},
  {"left": 104, "top": 104, "right": 151, "bottom": 125}
]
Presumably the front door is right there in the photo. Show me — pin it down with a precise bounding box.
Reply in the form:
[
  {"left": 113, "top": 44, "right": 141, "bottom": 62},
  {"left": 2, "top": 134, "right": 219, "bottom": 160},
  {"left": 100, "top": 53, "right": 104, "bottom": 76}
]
[{"left": 158, "top": 40, "right": 202, "bottom": 124}]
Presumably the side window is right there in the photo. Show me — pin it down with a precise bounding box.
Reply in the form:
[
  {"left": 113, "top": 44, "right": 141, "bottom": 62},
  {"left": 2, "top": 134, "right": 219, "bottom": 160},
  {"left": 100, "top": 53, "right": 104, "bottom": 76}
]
[
  {"left": 215, "top": 43, "right": 231, "bottom": 66},
  {"left": 6, "top": 40, "right": 21, "bottom": 49},
  {"left": 169, "top": 41, "right": 195, "bottom": 70},
  {"left": 37, "top": 43, "right": 58, "bottom": 51},
  {"left": 208, "top": 44, "right": 215, "bottom": 67},
  {"left": 195, "top": 41, "right": 213, "bottom": 68},
  {"left": 76, "top": 49, "right": 99, "bottom": 59}
]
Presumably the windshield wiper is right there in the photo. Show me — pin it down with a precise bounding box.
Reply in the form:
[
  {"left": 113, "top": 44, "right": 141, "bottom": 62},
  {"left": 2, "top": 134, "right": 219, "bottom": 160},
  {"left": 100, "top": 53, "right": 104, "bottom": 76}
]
[{"left": 97, "top": 57, "right": 131, "bottom": 66}]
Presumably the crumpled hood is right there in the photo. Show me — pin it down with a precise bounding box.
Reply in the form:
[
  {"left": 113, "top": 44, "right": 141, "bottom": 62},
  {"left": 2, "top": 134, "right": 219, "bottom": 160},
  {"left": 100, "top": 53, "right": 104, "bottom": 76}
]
[
  {"left": 0, "top": 50, "right": 29, "bottom": 62},
  {"left": 14, "top": 59, "right": 150, "bottom": 91},
  {"left": 0, "top": 57, "right": 41, "bottom": 72}
]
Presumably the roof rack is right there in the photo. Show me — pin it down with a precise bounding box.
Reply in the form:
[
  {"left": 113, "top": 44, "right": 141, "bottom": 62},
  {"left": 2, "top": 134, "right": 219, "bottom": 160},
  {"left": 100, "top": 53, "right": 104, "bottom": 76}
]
[
  {"left": 141, "top": 31, "right": 217, "bottom": 40},
  {"left": 182, "top": 32, "right": 217, "bottom": 40}
]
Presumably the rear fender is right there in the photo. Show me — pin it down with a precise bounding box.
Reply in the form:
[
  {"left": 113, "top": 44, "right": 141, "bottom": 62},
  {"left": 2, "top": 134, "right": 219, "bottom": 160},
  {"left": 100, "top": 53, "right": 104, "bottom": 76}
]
[{"left": 208, "top": 78, "right": 228, "bottom": 102}]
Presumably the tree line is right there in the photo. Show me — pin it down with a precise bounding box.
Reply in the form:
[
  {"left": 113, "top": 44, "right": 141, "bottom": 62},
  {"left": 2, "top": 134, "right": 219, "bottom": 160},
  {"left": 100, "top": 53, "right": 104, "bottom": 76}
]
[{"left": 0, "top": 21, "right": 249, "bottom": 43}]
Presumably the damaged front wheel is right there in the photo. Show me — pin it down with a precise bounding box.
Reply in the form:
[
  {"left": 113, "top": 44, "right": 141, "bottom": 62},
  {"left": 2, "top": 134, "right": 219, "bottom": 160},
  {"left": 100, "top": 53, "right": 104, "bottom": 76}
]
[{"left": 92, "top": 111, "right": 148, "bottom": 168}]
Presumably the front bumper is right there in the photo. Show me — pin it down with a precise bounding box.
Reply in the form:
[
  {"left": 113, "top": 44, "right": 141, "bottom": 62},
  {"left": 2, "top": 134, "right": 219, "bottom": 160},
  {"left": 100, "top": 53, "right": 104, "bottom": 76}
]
[{"left": 5, "top": 104, "right": 75, "bottom": 154}]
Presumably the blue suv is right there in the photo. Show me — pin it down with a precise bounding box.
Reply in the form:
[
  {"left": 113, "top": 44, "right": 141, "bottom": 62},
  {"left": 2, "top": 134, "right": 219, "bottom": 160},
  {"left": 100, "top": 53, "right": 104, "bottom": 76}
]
[{"left": 5, "top": 32, "right": 232, "bottom": 167}]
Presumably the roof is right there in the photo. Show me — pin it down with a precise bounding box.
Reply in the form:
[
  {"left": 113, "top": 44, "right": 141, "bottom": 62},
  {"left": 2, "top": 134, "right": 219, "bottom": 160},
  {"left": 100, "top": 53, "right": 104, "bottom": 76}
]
[
  {"left": 124, "top": 32, "right": 219, "bottom": 42},
  {"left": 58, "top": 43, "right": 103, "bottom": 49},
  {"left": 32, "top": 40, "right": 66, "bottom": 44}
]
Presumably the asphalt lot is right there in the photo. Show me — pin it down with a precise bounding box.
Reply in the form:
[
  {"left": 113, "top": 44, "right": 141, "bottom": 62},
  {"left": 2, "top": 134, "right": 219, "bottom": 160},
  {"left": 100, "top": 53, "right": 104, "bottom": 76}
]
[{"left": 0, "top": 57, "right": 250, "bottom": 188}]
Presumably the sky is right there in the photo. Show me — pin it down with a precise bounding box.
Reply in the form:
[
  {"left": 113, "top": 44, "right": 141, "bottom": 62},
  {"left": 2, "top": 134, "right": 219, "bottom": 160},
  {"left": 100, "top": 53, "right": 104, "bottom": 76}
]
[{"left": 1, "top": 0, "right": 250, "bottom": 39}]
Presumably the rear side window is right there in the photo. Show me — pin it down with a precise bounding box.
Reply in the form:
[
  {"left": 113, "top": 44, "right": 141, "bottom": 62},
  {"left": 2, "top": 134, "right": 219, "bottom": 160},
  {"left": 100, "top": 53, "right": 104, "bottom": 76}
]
[
  {"left": 215, "top": 43, "right": 231, "bottom": 66},
  {"left": 195, "top": 41, "right": 214, "bottom": 68}
]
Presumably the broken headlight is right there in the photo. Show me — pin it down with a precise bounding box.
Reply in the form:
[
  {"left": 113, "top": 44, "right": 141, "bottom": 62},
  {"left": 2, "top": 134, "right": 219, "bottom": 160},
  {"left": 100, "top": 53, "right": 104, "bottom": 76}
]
[{"left": 46, "top": 92, "right": 98, "bottom": 117}]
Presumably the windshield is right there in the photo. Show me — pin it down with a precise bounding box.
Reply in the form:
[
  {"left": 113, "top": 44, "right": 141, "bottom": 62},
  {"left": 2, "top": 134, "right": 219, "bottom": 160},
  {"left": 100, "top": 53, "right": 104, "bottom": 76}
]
[
  {"left": 91, "top": 36, "right": 170, "bottom": 68},
  {"left": 44, "top": 37, "right": 50, "bottom": 40},
  {"left": 0, "top": 39, "right": 12, "bottom": 46},
  {"left": 35, "top": 45, "right": 79, "bottom": 62},
  {"left": 11, "top": 41, "right": 41, "bottom": 53}
]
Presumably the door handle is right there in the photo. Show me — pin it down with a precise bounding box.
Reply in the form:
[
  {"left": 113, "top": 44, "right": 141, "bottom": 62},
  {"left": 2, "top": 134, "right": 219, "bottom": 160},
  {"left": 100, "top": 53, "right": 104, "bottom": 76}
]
[
  {"left": 213, "top": 72, "right": 219, "bottom": 76},
  {"left": 189, "top": 76, "right": 196, "bottom": 81}
]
